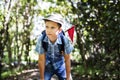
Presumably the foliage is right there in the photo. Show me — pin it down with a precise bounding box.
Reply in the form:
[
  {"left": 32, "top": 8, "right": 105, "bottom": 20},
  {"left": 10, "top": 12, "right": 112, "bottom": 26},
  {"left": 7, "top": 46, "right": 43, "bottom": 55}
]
[
  {"left": 69, "top": 0, "right": 120, "bottom": 79},
  {"left": 0, "top": 0, "right": 37, "bottom": 79}
]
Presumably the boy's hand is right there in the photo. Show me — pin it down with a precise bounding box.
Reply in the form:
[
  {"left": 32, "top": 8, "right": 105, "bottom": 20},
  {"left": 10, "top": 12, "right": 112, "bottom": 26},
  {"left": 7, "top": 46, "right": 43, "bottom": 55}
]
[{"left": 66, "top": 78, "right": 70, "bottom": 80}]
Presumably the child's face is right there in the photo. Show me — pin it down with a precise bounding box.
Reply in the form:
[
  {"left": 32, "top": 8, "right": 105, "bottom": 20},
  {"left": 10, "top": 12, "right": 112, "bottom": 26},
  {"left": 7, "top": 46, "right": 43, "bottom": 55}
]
[{"left": 45, "top": 20, "right": 61, "bottom": 42}]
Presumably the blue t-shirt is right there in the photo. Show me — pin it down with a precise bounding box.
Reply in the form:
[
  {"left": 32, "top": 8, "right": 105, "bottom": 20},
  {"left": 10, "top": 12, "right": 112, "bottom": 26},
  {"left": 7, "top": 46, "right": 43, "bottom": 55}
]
[{"left": 35, "top": 34, "right": 74, "bottom": 69}]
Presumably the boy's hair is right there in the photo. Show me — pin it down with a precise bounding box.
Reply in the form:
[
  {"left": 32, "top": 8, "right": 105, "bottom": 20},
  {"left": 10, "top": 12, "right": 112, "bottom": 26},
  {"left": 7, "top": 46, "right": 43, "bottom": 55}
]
[{"left": 41, "top": 30, "right": 65, "bottom": 54}]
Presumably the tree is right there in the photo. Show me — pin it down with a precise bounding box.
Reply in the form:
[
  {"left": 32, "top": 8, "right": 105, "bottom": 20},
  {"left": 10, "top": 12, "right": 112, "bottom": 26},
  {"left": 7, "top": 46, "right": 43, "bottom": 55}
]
[
  {"left": 69, "top": 0, "right": 120, "bottom": 79},
  {"left": 0, "top": 0, "right": 37, "bottom": 78}
]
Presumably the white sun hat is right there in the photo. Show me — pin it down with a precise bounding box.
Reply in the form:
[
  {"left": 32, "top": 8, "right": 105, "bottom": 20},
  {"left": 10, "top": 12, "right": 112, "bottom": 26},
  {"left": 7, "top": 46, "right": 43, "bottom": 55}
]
[{"left": 43, "top": 13, "right": 64, "bottom": 27}]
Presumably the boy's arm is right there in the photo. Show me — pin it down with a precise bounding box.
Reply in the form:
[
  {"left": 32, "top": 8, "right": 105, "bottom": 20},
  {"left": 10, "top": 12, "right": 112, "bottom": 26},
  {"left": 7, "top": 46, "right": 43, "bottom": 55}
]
[
  {"left": 64, "top": 54, "right": 71, "bottom": 80},
  {"left": 38, "top": 53, "right": 45, "bottom": 80}
]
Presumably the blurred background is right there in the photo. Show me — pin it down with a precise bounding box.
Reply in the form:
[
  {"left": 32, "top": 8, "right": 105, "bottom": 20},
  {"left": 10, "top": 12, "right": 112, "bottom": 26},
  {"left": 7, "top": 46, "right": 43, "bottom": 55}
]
[{"left": 0, "top": 0, "right": 120, "bottom": 80}]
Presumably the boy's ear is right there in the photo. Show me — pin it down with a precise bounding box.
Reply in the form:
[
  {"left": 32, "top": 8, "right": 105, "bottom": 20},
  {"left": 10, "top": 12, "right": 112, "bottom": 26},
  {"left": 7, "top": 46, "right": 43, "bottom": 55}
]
[
  {"left": 56, "top": 27, "right": 62, "bottom": 35},
  {"left": 59, "top": 27, "right": 62, "bottom": 33}
]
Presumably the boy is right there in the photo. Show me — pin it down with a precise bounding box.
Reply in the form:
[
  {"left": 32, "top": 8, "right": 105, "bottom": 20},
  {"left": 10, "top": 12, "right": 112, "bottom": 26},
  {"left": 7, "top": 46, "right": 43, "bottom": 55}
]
[{"left": 35, "top": 13, "right": 74, "bottom": 80}]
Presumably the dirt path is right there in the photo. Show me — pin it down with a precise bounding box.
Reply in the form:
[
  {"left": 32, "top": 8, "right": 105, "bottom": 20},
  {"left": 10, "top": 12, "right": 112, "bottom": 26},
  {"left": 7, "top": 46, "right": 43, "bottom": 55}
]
[
  {"left": 4, "top": 68, "right": 81, "bottom": 80},
  {"left": 5, "top": 69, "right": 59, "bottom": 80}
]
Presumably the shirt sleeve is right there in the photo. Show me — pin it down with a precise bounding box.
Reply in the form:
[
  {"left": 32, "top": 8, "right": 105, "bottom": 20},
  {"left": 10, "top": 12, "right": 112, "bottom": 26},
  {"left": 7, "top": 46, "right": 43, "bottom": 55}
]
[
  {"left": 35, "top": 35, "right": 45, "bottom": 54},
  {"left": 64, "top": 36, "right": 74, "bottom": 54}
]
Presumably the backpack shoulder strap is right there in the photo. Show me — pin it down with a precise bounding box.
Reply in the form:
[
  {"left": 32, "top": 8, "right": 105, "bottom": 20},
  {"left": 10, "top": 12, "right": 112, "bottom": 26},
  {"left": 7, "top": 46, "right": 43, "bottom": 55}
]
[
  {"left": 41, "top": 30, "right": 48, "bottom": 52},
  {"left": 58, "top": 31, "right": 65, "bottom": 53}
]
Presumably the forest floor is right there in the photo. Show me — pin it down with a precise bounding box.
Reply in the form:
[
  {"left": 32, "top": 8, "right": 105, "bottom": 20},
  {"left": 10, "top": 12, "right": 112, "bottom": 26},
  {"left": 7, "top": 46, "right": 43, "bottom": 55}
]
[{"left": 4, "top": 68, "right": 82, "bottom": 80}]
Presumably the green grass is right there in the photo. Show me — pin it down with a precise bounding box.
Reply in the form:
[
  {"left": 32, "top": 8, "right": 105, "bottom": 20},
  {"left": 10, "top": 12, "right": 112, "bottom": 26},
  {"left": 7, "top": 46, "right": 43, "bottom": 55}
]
[
  {"left": 1, "top": 70, "right": 13, "bottom": 79},
  {"left": 1, "top": 66, "right": 23, "bottom": 79},
  {"left": 72, "top": 65, "right": 102, "bottom": 77}
]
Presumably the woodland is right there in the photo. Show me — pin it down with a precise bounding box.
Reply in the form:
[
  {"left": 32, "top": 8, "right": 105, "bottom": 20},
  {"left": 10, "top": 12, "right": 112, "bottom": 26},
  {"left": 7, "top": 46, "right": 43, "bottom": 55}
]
[{"left": 0, "top": 0, "right": 120, "bottom": 80}]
